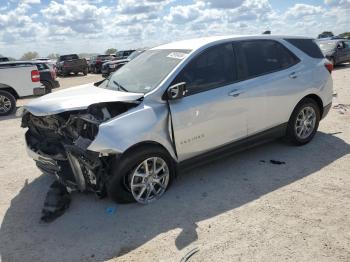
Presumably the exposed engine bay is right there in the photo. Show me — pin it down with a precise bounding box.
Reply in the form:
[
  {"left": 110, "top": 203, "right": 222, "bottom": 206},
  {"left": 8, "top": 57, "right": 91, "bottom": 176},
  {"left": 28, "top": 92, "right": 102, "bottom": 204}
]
[{"left": 22, "top": 101, "right": 139, "bottom": 197}]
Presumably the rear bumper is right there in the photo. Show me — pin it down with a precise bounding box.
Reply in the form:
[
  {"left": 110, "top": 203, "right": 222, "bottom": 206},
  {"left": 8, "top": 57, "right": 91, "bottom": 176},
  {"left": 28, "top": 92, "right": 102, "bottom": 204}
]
[
  {"left": 33, "top": 87, "right": 46, "bottom": 96},
  {"left": 322, "top": 102, "right": 332, "bottom": 119}
]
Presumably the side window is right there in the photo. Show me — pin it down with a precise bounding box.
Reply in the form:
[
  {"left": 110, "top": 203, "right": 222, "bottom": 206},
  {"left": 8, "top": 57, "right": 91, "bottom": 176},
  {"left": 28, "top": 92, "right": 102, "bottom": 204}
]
[
  {"left": 345, "top": 41, "right": 350, "bottom": 49},
  {"left": 173, "top": 43, "right": 237, "bottom": 95},
  {"left": 285, "top": 38, "right": 324, "bottom": 58},
  {"left": 236, "top": 40, "right": 299, "bottom": 80}
]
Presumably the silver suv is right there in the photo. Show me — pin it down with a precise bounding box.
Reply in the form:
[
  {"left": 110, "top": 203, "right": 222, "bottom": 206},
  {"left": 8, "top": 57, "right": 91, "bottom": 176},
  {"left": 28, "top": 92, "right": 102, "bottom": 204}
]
[{"left": 22, "top": 35, "right": 333, "bottom": 204}]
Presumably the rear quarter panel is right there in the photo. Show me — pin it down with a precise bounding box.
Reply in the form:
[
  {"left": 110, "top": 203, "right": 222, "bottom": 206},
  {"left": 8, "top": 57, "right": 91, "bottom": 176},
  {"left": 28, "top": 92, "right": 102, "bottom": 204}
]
[{"left": 0, "top": 66, "right": 43, "bottom": 97}]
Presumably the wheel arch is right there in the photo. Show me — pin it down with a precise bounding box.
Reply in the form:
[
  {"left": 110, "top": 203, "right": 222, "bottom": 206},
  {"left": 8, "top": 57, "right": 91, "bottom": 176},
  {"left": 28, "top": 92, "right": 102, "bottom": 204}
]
[
  {"left": 123, "top": 140, "right": 176, "bottom": 162},
  {"left": 0, "top": 84, "right": 19, "bottom": 99},
  {"left": 302, "top": 94, "right": 324, "bottom": 117}
]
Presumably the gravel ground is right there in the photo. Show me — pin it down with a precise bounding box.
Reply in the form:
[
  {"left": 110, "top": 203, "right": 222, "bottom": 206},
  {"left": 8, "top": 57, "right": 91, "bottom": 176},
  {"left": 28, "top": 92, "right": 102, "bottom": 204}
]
[{"left": 0, "top": 67, "right": 349, "bottom": 262}]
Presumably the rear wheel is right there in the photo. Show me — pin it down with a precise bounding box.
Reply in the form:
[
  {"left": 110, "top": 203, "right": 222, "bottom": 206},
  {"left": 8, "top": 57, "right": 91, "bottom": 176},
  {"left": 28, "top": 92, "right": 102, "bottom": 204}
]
[
  {"left": 0, "top": 90, "right": 16, "bottom": 116},
  {"left": 42, "top": 81, "right": 53, "bottom": 94},
  {"left": 286, "top": 98, "right": 320, "bottom": 145},
  {"left": 107, "top": 145, "right": 175, "bottom": 204}
]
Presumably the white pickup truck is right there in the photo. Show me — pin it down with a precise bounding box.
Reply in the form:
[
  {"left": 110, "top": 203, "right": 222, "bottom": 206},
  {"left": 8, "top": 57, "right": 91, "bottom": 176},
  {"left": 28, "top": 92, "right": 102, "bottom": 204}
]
[{"left": 0, "top": 64, "right": 46, "bottom": 116}]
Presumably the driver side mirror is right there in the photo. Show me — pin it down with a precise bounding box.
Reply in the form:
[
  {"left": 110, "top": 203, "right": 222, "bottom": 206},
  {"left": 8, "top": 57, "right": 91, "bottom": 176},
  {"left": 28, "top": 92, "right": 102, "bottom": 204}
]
[
  {"left": 337, "top": 43, "right": 343, "bottom": 49},
  {"left": 166, "top": 82, "right": 187, "bottom": 100}
]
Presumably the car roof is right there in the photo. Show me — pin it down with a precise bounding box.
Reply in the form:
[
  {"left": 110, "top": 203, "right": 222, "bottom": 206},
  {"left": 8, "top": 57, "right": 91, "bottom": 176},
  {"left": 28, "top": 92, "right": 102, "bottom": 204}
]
[{"left": 152, "top": 35, "right": 314, "bottom": 51}]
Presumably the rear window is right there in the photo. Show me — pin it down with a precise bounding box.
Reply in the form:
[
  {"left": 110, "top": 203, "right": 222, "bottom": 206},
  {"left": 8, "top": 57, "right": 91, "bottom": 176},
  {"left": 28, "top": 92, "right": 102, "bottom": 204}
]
[
  {"left": 285, "top": 39, "right": 324, "bottom": 58},
  {"left": 35, "top": 63, "right": 48, "bottom": 71},
  {"left": 60, "top": 54, "right": 79, "bottom": 61},
  {"left": 236, "top": 40, "right": 300, "bottom": 80}
]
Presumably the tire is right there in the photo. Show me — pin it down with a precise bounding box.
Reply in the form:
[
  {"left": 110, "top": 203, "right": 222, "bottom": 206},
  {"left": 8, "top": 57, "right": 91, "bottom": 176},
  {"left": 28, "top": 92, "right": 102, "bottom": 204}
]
[
  {"left": 286, "top": 98, "right": 320, "bottom": 145},
  {"left": 74, "top": 72, "right": 78, "bottom": 75},
  {"left": 42, "top": 81, "right": 53, "bottom": 94},
  {"left": 107, "top": 145, "right": 175, "bottom": 204},
  {"left": 0, "top": 90, "right": 16, "bottom": 116}
]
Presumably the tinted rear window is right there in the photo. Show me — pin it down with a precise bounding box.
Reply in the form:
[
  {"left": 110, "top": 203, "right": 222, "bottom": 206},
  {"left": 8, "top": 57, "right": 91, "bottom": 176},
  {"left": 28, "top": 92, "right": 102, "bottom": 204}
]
[
  {"left": 285, "top": 39, "right": 324, "bottom": 58},
  {"left": 235, "top": 40, "right": 300, "bottom": 80},
  {"left": 60, "top": 54, "right": 79, "bottom": 61}
]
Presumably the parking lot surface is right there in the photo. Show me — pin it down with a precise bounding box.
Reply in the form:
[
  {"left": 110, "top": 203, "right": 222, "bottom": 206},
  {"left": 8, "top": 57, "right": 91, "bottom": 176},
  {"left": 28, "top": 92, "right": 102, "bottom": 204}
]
[{"left": 0, "top": 68, "right": 349, "bottom": 262}]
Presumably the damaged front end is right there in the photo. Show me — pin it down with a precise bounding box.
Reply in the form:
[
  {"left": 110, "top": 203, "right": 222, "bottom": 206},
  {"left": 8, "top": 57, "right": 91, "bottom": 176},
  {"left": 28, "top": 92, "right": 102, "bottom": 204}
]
[{"left": 22, "top": 102, "right": 138, "bottom": 196}]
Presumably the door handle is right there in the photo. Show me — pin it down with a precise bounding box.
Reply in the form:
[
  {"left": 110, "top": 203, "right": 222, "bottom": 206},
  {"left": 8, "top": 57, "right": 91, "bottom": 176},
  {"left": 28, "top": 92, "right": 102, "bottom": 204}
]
[
  {"left": 228, "top": 89, "right": 244, "bottom": 97},
  {"left": 289, "top": 72, "right": 298, "bottom": 79}
]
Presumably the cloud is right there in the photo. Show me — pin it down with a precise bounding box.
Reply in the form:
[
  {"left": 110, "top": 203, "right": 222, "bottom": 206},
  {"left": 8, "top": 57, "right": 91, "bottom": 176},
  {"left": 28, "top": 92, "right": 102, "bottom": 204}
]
[
  {"left": 117, "top": 0, "right": 171, "bottom": 14},
  {"left": 41, "top": 0, "right": 110, "bottom": 34},
  {"left": 285, "top": 4, "right": 324, "bottom": 19},
  {"left": 324, "top": 0, "right": 350, "bottom": 8}
]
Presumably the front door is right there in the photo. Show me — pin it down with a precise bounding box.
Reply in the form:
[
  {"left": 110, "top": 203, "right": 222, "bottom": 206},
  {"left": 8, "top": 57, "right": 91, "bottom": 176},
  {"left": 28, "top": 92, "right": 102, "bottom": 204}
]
[{"left": 168, "top": 43, "right": 248, "bottom": 161}]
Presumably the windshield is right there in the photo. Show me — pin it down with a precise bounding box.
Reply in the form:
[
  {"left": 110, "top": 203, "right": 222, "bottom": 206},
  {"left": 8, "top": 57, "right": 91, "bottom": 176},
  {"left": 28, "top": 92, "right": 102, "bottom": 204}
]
[
  {"left": 317, "top": 41, "right": 337, "bottom": 53},
  {"left": 127, "top": 50, "right": 144, "bottom": 60},
  {"left": 103, "top": 49, "right": 191, "bottom": 94}
]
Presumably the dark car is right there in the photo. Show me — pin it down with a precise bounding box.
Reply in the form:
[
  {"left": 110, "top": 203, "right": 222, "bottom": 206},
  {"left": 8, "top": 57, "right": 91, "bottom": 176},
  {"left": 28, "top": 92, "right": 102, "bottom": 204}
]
[
  {"left": 89, "top": 55, "right": 114, "bottom": 73},
  {"left": 56, "top": 54, "right": 88, "bottom": 76},
  {"left": 115, "top": 50, "right": 135, "bottom": 60},
  {"left": 101, "top": 49, "right": 146, "bottom": 77},
  {"left": 0, "top": 57, "right": 9, "bottom": 62},
  {"left": 316, "top": 39, "right": 350, "bottom": 65},
  {"left": 0, "top": 60, "right": 60, "bottom": 93}
]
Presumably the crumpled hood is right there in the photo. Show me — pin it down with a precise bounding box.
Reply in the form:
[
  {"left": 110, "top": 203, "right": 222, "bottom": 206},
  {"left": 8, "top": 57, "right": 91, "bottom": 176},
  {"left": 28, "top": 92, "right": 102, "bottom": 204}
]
[{"left": 25, "top": 83, "right": 143, "bottom": 116}]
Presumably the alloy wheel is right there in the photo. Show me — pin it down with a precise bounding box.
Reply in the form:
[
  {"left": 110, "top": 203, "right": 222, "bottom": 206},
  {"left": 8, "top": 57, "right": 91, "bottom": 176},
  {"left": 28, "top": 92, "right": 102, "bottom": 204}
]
[
  {"left": 0, "top": 95, "right": 12, "bottom": 114},
  {"left": 294, "top": 106, "right": 316, "bottom": 139},
  {"left": 129, "top": 157, "right": 170, "bottom": 204}
]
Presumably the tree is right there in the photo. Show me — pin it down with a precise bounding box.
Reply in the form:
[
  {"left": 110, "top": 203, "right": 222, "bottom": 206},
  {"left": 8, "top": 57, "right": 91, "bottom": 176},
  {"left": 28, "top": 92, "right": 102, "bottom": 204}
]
[
  {"left": 47, "top": 53, "right": 60, "bottom": 59},
  {"left": 339, "top": 32, "right": 350, "bottom": 39},
  {"left": 317, "top": 31, "right": 334, "bottom": 39},
  {"left": 105, "top": 48, "right": 117, "bottom": 55},
  {"left": 21, "top": 51, "right": 39, "bottom": 60}
]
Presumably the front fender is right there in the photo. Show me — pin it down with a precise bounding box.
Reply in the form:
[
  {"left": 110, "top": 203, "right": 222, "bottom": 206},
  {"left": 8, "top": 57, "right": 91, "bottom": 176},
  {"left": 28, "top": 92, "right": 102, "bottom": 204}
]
[{"left": 87, "top": 103, "right": 177, "bottom": 160}]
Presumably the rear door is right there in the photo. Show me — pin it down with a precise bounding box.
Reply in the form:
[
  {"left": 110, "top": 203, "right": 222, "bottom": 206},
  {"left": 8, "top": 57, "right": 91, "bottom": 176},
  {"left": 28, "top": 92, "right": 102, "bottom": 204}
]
[
  {"left": 233, "top": 40, "right": 302, "bottom": 135},
  {"left": 336, "top": 41, "right": 348, "bottom": 63},
  {"left": 168, "top": 43, "right": 248, "bottom": 161},
  {"left": 344, "top": 41, "right": 350, "bottom": 62}
]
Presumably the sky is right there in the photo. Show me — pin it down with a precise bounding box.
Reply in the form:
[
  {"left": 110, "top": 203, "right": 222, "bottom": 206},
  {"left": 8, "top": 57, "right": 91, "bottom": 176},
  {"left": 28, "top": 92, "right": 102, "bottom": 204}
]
[{"left": 0, "top": 0, "right": 349, "bottom": 58}]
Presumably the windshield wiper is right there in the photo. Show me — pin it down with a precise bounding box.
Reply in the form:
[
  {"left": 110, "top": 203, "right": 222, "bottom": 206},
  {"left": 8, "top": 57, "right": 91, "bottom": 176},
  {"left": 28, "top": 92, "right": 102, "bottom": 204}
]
[{"left": 112, "top": 80, "right": 129, "bottom": 92}]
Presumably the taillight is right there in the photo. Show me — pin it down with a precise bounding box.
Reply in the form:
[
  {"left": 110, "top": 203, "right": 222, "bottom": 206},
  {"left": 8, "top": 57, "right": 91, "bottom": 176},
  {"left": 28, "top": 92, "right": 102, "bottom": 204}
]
[
  {"left": 31, "top": 70, "right": 40, "bottom": 82},
  {"left": 325, "top": 61, "right": 333, "bottom": 74}
]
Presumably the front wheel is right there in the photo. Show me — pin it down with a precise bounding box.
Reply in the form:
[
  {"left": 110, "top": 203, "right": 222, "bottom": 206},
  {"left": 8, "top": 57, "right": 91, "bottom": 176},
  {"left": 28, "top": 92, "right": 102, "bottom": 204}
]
[
  {"left": 0, "top": 90, "right": 16, "bottom": 116},
  {"left": 286, "top": 98, "right": 320, "bottom": 145},
  {"left": 107, "top": 146, "right": 174, "bottom": 204}
]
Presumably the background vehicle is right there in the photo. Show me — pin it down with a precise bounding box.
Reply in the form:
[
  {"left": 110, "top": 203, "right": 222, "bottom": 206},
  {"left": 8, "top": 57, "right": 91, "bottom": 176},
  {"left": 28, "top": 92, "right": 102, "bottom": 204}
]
[
  {"left": 0, "top": 61, "right": 59, "bottom": 93},
  {"left": 35, "top": 58, "right": 57, "bottom": 70},
  {"left": 0, "top": 57, "right": 9, "bottom": 62},
  {"left": 317, "top": 39, "right": 350, "bottom": 65},
  {"left": 101, "top": 49, "right": 146, "bottom": 77},
  {"left": 0, "top": 64, "right": 45, "bottom": 116},
  {"left": 22, "top": 35, "right": 333, "bottom": 205},
  {"left": 56, "top": 54, "right": 88, "bottom": 76},
  {"left": 115, "top": 50, "right": 135, "bottom": 60},
  {"left": 89, "top": 55, "right": 114, "bottom": 73}
]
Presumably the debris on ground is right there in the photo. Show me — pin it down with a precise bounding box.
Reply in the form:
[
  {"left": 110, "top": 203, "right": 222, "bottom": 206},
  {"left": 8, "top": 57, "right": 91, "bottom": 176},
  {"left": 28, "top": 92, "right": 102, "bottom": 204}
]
[
  {"left": 270, "top": 160, "right": 286, "bottom": 165},
  {"left": 106, "top": 206, "right": 117, "bottom": 215},
  {"left": 333, "top": 104, "right": 350, "bottom": 115},
  {"left": 260, "top": 160, "right": 286, "bottom": 165},
  {"left": 180, "top": 247, "right": 200, "bottom": 262},
  {"left": 328, "top": 131, "right": 343, "bottom": 135},
  {"left": 41, "top": 181, "right": 71, "bottom": 223}
]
